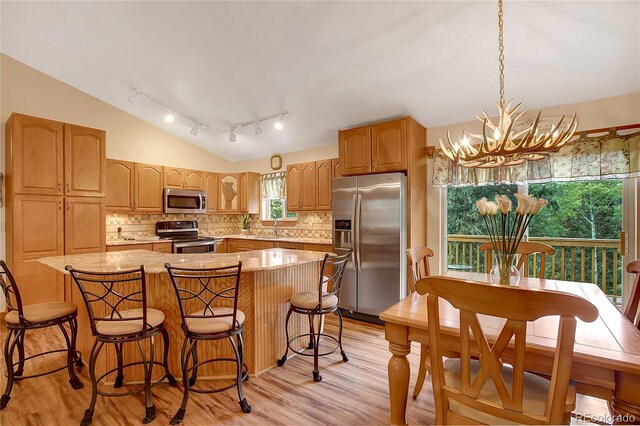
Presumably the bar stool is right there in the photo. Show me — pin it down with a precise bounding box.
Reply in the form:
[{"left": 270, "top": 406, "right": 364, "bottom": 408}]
[
  {"left": 277, "top": 250, "right": 352, "bottom": 382},
  {"left": 0, "top": 260, "right": 83, "bottom": 410},
  {"left": 66, "top": 265, "right": 176, "bottom": 426},
  {"left": 165, "top": 262, "right": 251, "bottom": 425}
]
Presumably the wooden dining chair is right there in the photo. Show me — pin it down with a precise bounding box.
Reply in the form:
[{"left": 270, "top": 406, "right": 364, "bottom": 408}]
[
  {"left": 479, "top": 241, "right": 555, "bottom": 278},
  {"left": 416, "top": 275, "right": 598, "bottom": 425},
  {"left": 624, "top": 260, "right": 640, "bottom": 328},
  {"left": 406, "top": 246, "right": 434, "bottom": 399}
]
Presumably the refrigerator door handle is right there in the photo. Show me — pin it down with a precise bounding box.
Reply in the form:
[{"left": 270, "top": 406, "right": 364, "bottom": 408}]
[
  {"left": 356, "top": 193, "right": 362, "bottom": 272},
  {"left": 352, "top": 194, "right": 358, "bottom": 268}
]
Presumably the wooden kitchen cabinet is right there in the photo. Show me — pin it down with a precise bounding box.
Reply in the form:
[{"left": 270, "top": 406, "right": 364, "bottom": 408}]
[
  {"left": 164, "top": 167, "right": 204, "bottom": 190},
  {"left": 239, "top": 172, "right": 260, "bottom": 214},
  {"left": 371, "top": 118, "right": 407, "bottom": 173},
  {"left": 8, "top": 195, "right": 65, "bottom": 305},
  {"left": 106, "top": 159, "right": 135, "bottom": 211},
  {"left": 5, "top": 113, "right": 64, "bottom": 196},
  {"left": 300, "top": 162, "right": 317, "bottom": 211},
  {"left": 64, "top": 124, "right": 106, "bottom": 197},
  {"left": 275, "top": 241, "right": 303, "bottom": 250},
  {"left": 338, "top": 126, "right": 372, "bottom": 175},
  {"left": 164, "top": 166, "right": 185, "bottom": 189},
  {"left": 286, "top": 164, "right": 301, "bottom": 210},
  {"left": 332, "top": 158, "right": 342, "bottom": 179},
  {"left": 315, "top": 159, "right": 332, "bottom": 210},
  {"left": 219, "top": 173, "right": 240, "bottom": 212},
  {"left": 106, "top": 243, "right": 153, "bottom": 252},
  {"left": 135, "top": 163, "right": 164, "bottom": 212},
  {"left": 215, "top": 239, "right": 228, "bottom": 253},
  {"left": 11, "top": 195, "right": 65, "bottom": 260},
  {"left": 152, "top": 242, "right": 173, "bottom": 253},
  {"left": 303, "top": 243, "right": 333, "bottom": 253},
  {"left": 338, "top": 117, "right": 419, "bottom": 176},
  {"left": 227, "top": 239, "right": 274, "bottom": 252},
  {"left": 204, "top": 172, "right": 219, "bottom": 213},
  {"left": 64, "top": 197, "right": 106, "bottom": 255}
]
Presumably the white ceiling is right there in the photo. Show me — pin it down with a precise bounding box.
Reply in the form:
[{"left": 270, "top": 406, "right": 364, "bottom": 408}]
[{"left": 2, "top": 1, "right": 639, "bottom": 162}]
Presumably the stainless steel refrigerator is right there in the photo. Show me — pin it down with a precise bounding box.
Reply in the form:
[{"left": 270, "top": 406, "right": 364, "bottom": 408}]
[{"left": 332, "top": 173, "right": 407, "bottom": 319}]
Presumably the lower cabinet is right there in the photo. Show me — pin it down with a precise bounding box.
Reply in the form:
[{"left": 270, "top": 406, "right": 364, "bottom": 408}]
[
  {"left": 302, "top": 243, "right": 333, "bottom": 253},
  {"left": 223, "top": 238, "right": 332, "bottom": 253},
  {"left": 106, "top": 242, "right": 172, "bottom": 253}
]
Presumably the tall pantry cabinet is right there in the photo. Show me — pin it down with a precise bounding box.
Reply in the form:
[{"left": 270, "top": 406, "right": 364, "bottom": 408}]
[{"left": 5, "top": 113, "right": 106, "bottom": 305}]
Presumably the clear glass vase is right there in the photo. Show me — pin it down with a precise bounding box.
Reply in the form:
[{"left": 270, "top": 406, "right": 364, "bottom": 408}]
[{"left": 489, "top": 252, "right": 520, "bottom": 286}]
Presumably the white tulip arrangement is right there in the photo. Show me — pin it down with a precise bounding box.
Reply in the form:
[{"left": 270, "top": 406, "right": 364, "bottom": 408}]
[{"left": 476, "top": 194, "right": 548, "bottom": 285}]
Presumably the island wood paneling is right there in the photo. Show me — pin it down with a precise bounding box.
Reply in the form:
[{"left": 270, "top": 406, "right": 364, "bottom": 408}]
[{"left": 71, "top": 260, "right": 323, "bottom": 383}]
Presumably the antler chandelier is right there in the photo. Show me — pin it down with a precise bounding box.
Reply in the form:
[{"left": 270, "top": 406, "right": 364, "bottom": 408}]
[{"left": 439, "top": 0, "right": 578, "bottom": 168}]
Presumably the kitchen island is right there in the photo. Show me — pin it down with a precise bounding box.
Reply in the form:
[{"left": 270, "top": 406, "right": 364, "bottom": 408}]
[{"left": 38, "top": 248, "right": 327, "bottom": 382}]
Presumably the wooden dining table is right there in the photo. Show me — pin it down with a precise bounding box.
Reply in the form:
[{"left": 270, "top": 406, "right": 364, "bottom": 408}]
[{"left": 380, "top": 271, "right": 640, "bottom": 425}]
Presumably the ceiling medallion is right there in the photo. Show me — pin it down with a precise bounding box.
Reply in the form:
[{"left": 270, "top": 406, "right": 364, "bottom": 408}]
[{"left": 439, "top": 0, "right": 578, "bottom": 168}]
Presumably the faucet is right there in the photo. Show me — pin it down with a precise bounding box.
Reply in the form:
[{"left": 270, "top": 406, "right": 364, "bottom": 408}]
[{"left": 273, "top": 218, "right": 278, "bottom": 237}]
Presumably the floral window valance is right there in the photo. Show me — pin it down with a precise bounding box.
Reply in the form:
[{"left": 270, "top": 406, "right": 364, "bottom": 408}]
[
  {"left": 261, "top": 172, "right": 286, "bottom": 199},
  {"left": 432, "top": 129, "right": 640, "bottom": 187}
]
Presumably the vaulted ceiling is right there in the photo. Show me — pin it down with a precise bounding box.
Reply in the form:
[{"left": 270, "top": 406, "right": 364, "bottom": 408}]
[{"left": 2, "top": 1, "right": 638, "bottom": 161}]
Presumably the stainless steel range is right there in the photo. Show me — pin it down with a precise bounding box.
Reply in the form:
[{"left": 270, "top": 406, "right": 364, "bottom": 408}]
[{"left": 155, "top": 220, "right": 217, "bottom": 254}]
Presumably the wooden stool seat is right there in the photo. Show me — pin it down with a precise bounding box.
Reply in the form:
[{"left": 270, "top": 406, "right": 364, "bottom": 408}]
[
  {"left": 5, "top": 301, "right": 77, "bottom": 325},
  {"left": 443, "top": 359, "right": 576, "bottom": 424},
  {"left": 290, "top": 291, "right": 338, "bottom": 310},
  {"left": 185, "top": 308, "right": 246, "bottom": 335},
  {"left": 95, "top": 308, "right": 165, "bottom": 336}
]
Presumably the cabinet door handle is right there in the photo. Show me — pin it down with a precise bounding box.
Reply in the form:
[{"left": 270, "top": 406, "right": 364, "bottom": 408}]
[
  {"left": 66, "top": 201, "right": 70, "bottom": 210},
  {"left": 58, "top": 182, "right": 61, "bottom": 193},
  {"left": 58, "top": 201, "right": 62, "bottom": 210},
  {"left": 66, "top": 183, "right": 70, "bottom": 193}
]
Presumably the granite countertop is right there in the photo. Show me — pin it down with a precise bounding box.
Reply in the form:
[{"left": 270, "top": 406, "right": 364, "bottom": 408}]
[
  {"left": 38, "top": 248, "right": 327, "bottom": 274},
  {"left": 106, "top": 235, "right": 332, "bottom": 246}
]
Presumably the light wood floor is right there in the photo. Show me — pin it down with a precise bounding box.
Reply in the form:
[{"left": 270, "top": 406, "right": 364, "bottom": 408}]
[{"left": 1, "top": 317, "right": 608, "bottom": 425}]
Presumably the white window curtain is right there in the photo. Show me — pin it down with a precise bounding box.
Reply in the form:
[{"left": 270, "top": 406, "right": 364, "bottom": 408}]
[
  {"left": 432, "top": 129, "right": 640, "bottom": 187},
  {"left": 261, "top": 172, "right": 286, "bottom": 199}
]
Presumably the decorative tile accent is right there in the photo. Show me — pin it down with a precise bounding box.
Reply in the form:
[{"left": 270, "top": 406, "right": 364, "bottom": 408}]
[{"left": 106, "top": 211, "right": 332, "bottom": 241}]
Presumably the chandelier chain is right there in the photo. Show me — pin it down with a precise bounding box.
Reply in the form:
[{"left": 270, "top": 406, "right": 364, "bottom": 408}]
[{"left": 498, "top": 0, "right": 505, "bottom": 106}]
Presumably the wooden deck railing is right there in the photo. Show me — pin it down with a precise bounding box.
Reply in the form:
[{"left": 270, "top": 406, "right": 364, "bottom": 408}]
[{"left": 447, "top": 235, "right": 623, "bottom": 299}]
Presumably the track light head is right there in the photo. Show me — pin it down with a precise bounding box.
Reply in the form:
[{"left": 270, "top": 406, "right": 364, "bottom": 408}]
[
  {"left": 164, "top": 111, "right": 175, "bottom": 123},
  {"left": 274, "top": 114, "right": 284, "bottom": 131},
  {"left": 127, "top": 92, "right": 139, "bottom": 105},
  {"left": 229, "top": 126, "right": 237, "bottom": 143},
  {"left": 255, "top": 121, "right": 263, "bottom": 136},
  {"left": 190, "top": 125, "right": 200, "bottom": 136}
]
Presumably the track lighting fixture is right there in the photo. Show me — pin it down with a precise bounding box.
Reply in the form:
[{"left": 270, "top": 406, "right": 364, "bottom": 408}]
[
  {"left": 126, "top": 88, "right": 209, "bottom": 136},
  {"left": 228, "top": 111, "right": 288, "bottom": 142}
]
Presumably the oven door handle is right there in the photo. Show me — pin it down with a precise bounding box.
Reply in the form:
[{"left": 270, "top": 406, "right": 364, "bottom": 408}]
[{"left": 174, "top": 240, "right": 217, "bottom": 248}]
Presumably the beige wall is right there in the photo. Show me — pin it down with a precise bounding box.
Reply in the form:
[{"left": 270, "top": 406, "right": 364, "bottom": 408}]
[
  {"left": 229, "top": 143, "right": 338, "bottom": 174},
  {"left": 426, "top": 92, "right": 640, "bottom": 274},
  {"left": 0, "top": 54, "right": 233, "bottom": 171}
]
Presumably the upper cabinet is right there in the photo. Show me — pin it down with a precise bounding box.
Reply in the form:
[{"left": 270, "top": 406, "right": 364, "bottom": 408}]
[
  {"left": 338, "top": 117, "right": 421, "bottom": 176},
  {"left": 106, "top": 160, "right": 163, "bottom": 212},
  {"left": 239, "top": 172, "right": 260, "bottom": 214},
  {"left": 106, "top": 159, "right": 135, "bottom": 211},
  {"left": 286, "top": 164, "right": 301, "bottom": 210},
  {"left": 204, "top": 172, "right": 219, "bottom": 213},
  {"left": 316, "top": 159, "right": 333, "bottom": 210},
  {"left": 339, "top": 126, "right": 372, "bottom": 175},
  {"left": 6, "top": 114, "right": 64, "bottom": 196},
  {"left": 332, "top": 158, "right": 342, "bottom": 179},
  {"left": 287, "top": 160, "right": 334, "bottom": 212},
  {"left": 164, "top": 167, "right": 204, "bottom": 190},
  {"left": 64, "top": 124, "right": 106, "bottom": 197},
  {"left": 219, "top": 173, "right": 240, "bottom": 212},
  {"left": 371, "top": 119, "right": 407, "bottom": 173},
  {"left": 134, "top": 163, "right": 164, "bottom": 212}
]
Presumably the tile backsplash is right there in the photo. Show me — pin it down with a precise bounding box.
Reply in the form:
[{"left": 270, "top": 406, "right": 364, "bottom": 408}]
[{"left": 106, "top": 211, "right": 332, "bottom": 241}]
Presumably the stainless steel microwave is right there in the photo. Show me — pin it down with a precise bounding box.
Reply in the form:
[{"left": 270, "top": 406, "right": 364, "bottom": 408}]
[{"left": 163, "top": 188, "right": 207, "bottom": 214}]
